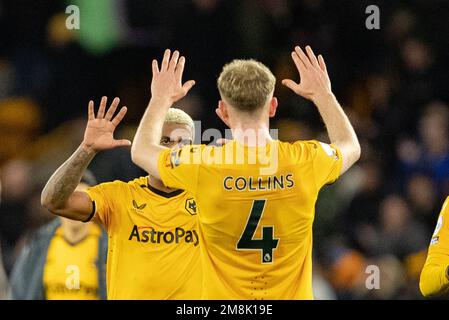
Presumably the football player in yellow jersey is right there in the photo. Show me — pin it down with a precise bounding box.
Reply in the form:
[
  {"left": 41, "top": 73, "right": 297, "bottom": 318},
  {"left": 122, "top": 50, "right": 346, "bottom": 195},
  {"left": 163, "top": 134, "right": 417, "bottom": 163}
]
[
  {"left": 41, "top": 97, "right": 202, "bottom": 299},
  {"left": 420, "top": 197, "right": 449, "bottom": 297},
  {"left": 131, "top": 46, "right": 360, "bottom": 299}
]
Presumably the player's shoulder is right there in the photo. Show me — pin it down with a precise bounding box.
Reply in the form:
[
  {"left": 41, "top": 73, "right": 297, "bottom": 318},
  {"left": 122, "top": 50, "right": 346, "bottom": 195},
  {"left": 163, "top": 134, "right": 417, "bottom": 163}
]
[
  {"left": 127, "top": 176, "right": 149, "bottom": 187},
  {"left": 439, "top": 196, "right": 449, "bottom": 217},
  {"left": 89, "top": 178, "right": 136, "bottom": 192},
  {"left": 430, "top": 196, "right": 449, "bottom": 245},
  {"left": 284, "top": 139, "right": 339, "bottom": 159},
  {"left": 286, "top": 139, "right": 325, "bottom": 148},
  {"left": 201, "top": 144, "right": 222, "bottom": 155},
  {"left": 171, "top": 144, "right": 205, "bottom": 160},
  {"left": 278, "top": 139, "right": 321, "bottom": 159},
  {"left": 184, "top": 143, "right": 220, "bottom": 164},
  {"left": 98, "top": 179, "right": 128, "bottom": 188}
]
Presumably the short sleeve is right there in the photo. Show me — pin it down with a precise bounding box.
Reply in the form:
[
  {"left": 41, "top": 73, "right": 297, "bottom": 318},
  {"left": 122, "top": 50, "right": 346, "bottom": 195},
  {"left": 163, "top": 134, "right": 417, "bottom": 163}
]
[
  {"left": 157, "top": 145, "right": 203, "bottom": 193},
  {"left": 82, "top": 180, "right": 124, "bottom": 230},
  {"left": 302, "top": 140, "right": 343, "bottom": 188},
  {"left": 420, "top": 197, "right": 449, "bottom": 296},
  {"left": 429, "top": 197, "right": 449, "bottom": 254}
]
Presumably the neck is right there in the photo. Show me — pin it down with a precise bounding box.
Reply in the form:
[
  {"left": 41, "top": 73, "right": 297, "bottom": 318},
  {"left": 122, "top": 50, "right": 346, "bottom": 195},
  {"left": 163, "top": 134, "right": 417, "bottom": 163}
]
[
  {"left": 230, "top": 120, "right": 272, "bottom": 146},
  {"left": 61, "top": 219, "right": 89, "bottom": 244},
  {"left": 147, "top": 176, "right": 177, "bottom": 193}
]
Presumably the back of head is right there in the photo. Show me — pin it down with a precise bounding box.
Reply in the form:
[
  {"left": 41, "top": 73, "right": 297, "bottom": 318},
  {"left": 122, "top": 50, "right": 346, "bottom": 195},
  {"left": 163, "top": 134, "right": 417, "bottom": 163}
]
[
  {"left": 217, "top": 59, "right": 276, "bottom": 113},
  {"left": 165, "top": 108, "right": 195, "bottom": 131}
]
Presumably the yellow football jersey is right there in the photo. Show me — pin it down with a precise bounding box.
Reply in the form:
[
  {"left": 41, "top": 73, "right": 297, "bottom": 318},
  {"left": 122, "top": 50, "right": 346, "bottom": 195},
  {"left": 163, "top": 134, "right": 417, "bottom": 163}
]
[
  {"left": 157, "top": 140, "right": 342, "bottom": 299},
  {"left": 420, "top": 196, "right": 449, "bottom": 297},
  {"left": 43, "top": 224, "right": 101, "bottom": 300},
  {"left": 83, "top": 176, "right": 202, "bottom": 300}
]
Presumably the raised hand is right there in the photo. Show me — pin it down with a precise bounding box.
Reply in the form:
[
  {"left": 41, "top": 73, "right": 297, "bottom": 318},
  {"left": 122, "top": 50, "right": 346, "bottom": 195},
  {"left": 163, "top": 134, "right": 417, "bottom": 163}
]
[
  {"left": 282, "top": 45, "right": 332, "bottom": 103},
  {"left": 151, "top": 49, "right": 196, "bottom": 104},
  {"left": 82, "top": 96, "right": 131, "bottom": 153}
]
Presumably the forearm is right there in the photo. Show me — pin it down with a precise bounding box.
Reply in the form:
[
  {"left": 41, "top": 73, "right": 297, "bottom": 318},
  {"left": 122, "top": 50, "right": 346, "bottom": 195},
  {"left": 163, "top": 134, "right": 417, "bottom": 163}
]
[
  {"left": 314, "top": 93, "right": 358, "bottom": 147},
  {"left": 41, "top": 144, "right": 95, "bottom": 210},
  {"left": 314, "top": 93, "right": 361, "bottom": 172},
  {"left": 131, "top": 97, "right": 170, "bottom": 177}
]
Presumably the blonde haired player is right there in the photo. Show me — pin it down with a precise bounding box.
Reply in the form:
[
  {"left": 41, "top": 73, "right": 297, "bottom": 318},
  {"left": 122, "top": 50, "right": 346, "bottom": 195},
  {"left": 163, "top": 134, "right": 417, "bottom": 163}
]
[
  {"left": 132, "top": 46, "right": 360, "bottom": 299},
  {"left": 420, "top": 197, "right": 449, "bottom": 297},
  {"left": 41, "top": 100, "right": 202, "bottom": 299}
]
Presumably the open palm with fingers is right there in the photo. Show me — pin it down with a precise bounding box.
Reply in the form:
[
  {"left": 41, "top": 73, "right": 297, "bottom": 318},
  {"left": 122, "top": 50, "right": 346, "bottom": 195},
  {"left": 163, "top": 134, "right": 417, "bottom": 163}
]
[
  {"left": 151, "top": 49, "right": 196, "bottom": 104},
  {"left": 82, "top": 96, "right": 131, "bottom": 153},
  {"left": 282, "top": 45, "right": 332, "bottom": 103}
]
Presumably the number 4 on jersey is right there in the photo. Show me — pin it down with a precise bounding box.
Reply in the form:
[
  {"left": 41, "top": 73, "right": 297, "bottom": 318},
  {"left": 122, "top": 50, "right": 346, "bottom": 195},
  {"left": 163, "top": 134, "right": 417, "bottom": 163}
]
[{"left": 237, "top": 200, "right": 279, "bottom": 264}]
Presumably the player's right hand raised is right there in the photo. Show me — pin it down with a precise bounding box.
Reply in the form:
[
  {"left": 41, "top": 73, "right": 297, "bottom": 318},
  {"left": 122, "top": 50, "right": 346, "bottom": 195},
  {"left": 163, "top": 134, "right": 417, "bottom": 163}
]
[{"left": 82, "top": 96, "right": 131, "bottom": 153}]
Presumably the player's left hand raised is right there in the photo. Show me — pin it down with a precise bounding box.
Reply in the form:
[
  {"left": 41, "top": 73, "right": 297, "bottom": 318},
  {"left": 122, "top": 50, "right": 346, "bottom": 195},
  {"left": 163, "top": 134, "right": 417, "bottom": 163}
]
[
  {"left": 151, "top": 49, "right": 196, "bottom": 105},
  {"left": 282, "top": 45, "right": 332, "bottom": 103}
]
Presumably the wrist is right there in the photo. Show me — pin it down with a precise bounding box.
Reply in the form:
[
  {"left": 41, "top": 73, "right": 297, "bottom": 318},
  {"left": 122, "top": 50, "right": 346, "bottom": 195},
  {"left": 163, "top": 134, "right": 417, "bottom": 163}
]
[
  {"left": 150, "top": 95, "right": 173, "bottom": 108},
  {"left": 80, "top": 142, "right": 98, "bottom": 156},
  {"left": 312, "top": 91, "right": 335, "bottom": 106}
]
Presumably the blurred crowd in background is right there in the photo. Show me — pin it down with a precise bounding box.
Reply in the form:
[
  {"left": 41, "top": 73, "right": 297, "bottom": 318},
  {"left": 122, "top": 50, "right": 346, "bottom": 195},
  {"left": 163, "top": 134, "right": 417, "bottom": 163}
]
[{"left": 0, "top": 0, "right": 449, "bottom": 299}]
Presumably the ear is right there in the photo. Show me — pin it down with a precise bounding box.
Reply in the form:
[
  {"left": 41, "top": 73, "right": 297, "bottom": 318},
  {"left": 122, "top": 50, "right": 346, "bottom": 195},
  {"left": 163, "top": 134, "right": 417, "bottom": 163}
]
[
  {"left": 268, "top": 97, "right": 278, "bottom": 118},
  {"left": 216, "top": 100, "right": 231, "bottom": 127}
]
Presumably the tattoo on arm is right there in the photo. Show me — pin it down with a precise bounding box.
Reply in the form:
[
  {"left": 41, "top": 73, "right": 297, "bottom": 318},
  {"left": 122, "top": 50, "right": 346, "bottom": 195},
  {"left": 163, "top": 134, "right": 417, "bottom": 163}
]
[{"left": 42, "top": 145, "right": 95, "bottom": 209}]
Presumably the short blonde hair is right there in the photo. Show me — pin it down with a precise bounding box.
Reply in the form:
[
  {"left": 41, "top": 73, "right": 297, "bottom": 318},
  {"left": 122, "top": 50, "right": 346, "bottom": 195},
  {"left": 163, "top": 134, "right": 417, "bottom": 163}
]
[
  {"left": 165, "top": 108, "right": 194, "bottom": 130},
  {"left": 217, "top": 59, "right": 276, "bottom": 112}
]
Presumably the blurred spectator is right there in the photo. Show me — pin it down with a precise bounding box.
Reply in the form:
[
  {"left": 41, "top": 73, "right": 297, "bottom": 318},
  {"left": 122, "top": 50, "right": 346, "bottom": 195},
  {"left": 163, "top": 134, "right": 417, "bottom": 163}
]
[
  {"left": 9, "top": 172, "right": 107, "bottom": 300},
  {"left": 362, "top": 255, "right": 407, "bottom": 299},
  {"left": 0, "top": 97, "right": 41, "bottom": 164},
  {"left": 386, "top": 9, "right": 416, "bottom": 43},
  {"left": 368, "top": 195, "right": 428, "bottom": 259},
  {"left": 406, "top": 174, "right": 439, "bottom": 233},
  {"left": 341, "top": 160, "right": 384, "bottom": 253},
  {"left": 0, "top": 160, "right": 33, "bottom": 274},
  {"left": 275, "top": 119, "right": 316, "bottom": 142},
  {"left": 397, "top": 101, "right": 449, "bottom": 197},
  {"left": 312, "top": 265, "right": 337, "bottom": 300},
  {"left": 324, "top": 242, "right": 368, "bottom": 299}
]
